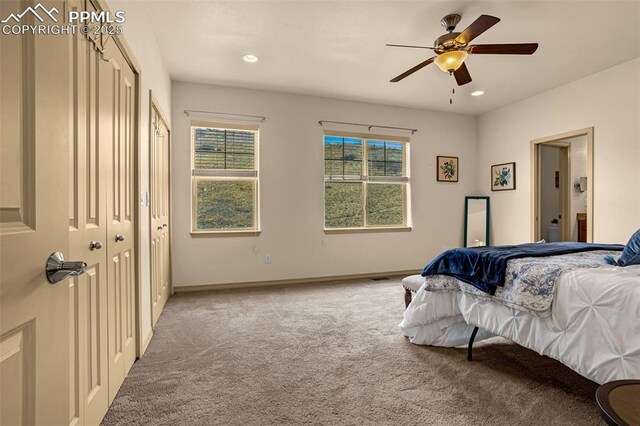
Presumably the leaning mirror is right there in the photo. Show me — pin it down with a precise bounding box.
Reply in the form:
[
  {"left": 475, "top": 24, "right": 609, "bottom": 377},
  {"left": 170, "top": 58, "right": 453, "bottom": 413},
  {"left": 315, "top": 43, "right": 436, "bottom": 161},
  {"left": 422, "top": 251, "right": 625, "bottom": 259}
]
[{"left": 464, "top": 196, "right": 490, "bottom": 247}]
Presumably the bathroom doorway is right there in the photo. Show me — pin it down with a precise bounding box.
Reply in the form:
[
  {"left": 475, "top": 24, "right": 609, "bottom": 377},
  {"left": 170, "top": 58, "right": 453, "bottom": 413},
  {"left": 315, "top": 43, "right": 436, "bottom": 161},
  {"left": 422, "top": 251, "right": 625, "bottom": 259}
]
[{"left": 531, "top": 128, "right": 593, "bottom": 242}]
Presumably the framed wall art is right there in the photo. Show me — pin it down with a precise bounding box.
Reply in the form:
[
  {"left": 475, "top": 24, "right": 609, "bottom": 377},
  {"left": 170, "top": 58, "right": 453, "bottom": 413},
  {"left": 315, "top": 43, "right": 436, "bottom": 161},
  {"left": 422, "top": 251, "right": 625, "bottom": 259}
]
[
  {"left": 491, "top": 162, "right": 516, "bottom": 191},
  {"left": 437, "top": 156, "right": 459, "bottom": 182}
]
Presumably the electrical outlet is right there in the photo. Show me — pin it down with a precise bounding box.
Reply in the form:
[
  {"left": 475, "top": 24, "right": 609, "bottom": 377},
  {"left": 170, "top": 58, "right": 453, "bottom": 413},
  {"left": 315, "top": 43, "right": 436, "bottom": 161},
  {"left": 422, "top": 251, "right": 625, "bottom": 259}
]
[{"left": 264, "top": 254, "right": 271, "bottom": 264}]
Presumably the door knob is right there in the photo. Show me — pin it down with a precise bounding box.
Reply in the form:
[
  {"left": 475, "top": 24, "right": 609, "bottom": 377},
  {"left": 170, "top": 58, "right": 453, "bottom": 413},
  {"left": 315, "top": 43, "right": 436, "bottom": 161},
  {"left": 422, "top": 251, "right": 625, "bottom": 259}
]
[
  {"left": 157, "top": 226, "right": 163, "bottom": 230},
  {"left": 89, "top": 241, "right": 103, "bottom": 250},
  {"left": 115, "top": 234, "right": 125, "bottom": 242},
  {"left": 46, "top": 252, "right": 87, "bottom": 284},
  {"left": 163, "top": 224, "right": 168, "bottom": 228}
]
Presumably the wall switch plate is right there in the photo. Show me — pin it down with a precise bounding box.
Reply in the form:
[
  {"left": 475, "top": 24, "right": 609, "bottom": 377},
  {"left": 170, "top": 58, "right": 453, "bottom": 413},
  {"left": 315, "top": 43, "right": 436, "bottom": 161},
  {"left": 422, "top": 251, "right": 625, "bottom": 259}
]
[
  {"left": 139, "top": 191, "right": 150, "bottom": 206},
  {"left": 264, "top": 254, "right": 271, "bottom": 264}
]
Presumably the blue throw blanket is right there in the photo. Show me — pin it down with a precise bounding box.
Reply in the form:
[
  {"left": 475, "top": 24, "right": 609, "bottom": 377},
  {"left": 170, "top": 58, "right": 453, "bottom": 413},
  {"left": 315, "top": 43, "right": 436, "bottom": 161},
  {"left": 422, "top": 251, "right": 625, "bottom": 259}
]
[{"left": 421, "top": 242, "right": 624, "bottom": 294}]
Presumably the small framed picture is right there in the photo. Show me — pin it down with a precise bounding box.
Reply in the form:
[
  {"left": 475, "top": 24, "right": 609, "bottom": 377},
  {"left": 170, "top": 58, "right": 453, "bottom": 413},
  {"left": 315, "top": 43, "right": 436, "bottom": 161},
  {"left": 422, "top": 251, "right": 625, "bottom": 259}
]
[
  {"left": 491, "top": 162, "right": 516, "bottom": 191},
  {"left": 437, "top": 156, "right": 459, "bottom": 182}
]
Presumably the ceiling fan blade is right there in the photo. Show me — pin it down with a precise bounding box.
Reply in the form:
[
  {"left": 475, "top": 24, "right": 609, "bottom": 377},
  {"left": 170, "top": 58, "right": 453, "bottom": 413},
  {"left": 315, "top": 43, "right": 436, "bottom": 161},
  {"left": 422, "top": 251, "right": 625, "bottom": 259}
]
[
  {"left": 455, "top": 15, "right": 500, "bottom": 44},
  {"left": 468, "top": 43, "right": 539, "bottom": 55},
  {"left": 453, "top": 63, "right": 472, "bottom": 86},
  {"left": 390, "top": 57, "right": 436, "bottom": 82},
  {"left": 386, "top": 43, "right": 436, "bottom": 50}
]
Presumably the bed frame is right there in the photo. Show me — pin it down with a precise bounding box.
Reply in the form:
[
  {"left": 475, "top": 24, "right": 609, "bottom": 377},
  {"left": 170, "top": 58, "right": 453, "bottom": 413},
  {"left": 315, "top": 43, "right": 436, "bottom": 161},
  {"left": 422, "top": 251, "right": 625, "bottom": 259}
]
[
  {"left": 467, "top": 327, "right": 480, "bottom": 361},
  {"left": 404, "top": 288, "right": 413, "bottom": 308},
  {"left": 404, "top": 287, "right": 480, "bottom": 362}
]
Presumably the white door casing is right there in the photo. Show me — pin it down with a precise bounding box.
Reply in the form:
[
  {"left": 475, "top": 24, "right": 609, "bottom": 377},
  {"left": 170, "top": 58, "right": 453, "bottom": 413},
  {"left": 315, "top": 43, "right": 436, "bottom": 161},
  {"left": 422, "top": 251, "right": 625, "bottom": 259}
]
[{"left": 531, "top": 128, "right": 594, "bottom": 243}]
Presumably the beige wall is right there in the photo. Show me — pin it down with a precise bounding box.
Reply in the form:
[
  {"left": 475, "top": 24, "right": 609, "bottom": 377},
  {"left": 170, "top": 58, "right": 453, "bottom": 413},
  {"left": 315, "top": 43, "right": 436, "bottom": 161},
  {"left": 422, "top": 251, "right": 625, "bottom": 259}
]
[
  {"left": 171, "top": 82, "right": 479, "bottom": 287},
  {"left": 478, "top": 58, "right": 640, "bottom": 245},
  {"left": 108, "top": 0, "right": 172, "bottom": 342}
]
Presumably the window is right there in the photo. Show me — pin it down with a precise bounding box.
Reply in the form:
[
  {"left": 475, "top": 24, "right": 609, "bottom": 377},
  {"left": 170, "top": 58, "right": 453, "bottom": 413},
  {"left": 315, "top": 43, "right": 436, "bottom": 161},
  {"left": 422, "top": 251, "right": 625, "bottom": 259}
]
[
  {"left": 324, "top": 132, "right": 410, "bottom": 230},
  {"left": 191, "top": 122, "right": 259, "bottom": 233}
]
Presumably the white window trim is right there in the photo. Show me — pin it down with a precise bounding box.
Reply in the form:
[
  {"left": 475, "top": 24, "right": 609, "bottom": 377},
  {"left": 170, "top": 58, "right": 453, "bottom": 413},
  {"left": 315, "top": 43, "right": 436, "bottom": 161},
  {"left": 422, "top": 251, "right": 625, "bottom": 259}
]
[
  {"left": 190, "top": 122, "right": 260, "bottom": 235},
  {"left": 323, "top": 131, "right": 412, "bottom": 232}
]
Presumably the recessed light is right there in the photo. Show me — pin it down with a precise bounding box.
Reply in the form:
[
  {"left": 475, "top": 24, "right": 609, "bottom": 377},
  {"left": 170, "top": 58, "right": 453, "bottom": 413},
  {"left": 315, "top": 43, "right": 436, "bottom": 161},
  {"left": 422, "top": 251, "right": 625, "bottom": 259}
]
[
  {"left": 471, "top": 90, "right": 485, "bottom": 97},
  {"left": 242, "top": 54, "right": 259, "bottom": 63}
]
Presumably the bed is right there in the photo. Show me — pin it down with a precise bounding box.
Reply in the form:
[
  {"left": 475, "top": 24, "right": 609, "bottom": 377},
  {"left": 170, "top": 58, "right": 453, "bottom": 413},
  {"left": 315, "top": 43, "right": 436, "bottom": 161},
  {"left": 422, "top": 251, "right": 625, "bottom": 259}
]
[{"left": 399, "top": 242, "right": 640, "bottom": 385}]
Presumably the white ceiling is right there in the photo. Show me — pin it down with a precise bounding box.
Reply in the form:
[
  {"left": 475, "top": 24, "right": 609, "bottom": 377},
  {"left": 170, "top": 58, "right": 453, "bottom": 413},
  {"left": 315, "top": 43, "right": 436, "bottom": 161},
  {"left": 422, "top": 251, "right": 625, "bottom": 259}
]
[{"left": 144, "top": 1, "right": 640, "bottom": 115}]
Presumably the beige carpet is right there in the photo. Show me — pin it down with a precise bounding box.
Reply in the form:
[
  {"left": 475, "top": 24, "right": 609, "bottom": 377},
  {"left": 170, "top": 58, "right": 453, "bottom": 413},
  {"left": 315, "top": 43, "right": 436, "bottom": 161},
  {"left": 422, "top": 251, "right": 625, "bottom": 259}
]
[{"left": 102, "top": 278, "right": 603, "bottom": 425}]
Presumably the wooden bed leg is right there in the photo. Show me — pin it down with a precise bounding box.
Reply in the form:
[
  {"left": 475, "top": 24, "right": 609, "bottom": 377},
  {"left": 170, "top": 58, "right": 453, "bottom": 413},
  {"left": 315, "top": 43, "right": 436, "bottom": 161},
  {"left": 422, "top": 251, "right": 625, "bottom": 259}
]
[
  {"left": 404, "top": 288, "right": 412, "bottom": 308},
  {"left": 467, "top": 326, "right": 480, "bottom": 362}
]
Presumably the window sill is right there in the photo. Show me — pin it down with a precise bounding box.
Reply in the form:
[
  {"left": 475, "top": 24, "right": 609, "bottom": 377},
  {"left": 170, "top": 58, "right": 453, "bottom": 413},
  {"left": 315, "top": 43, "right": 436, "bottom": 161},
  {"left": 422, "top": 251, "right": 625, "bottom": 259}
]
[
  {"left": 191, "top": 229, "right": 261, "bottom": 237},
  {"left": 324, "top": 226, "right": 412, "bottom": 234}
]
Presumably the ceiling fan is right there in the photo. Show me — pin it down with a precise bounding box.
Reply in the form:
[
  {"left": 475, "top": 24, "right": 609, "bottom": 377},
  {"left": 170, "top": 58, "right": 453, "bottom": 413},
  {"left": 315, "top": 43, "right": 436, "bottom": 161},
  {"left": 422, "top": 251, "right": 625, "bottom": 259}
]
[{"left": 388, "top": 14, "right": 538, "bottom": 86}]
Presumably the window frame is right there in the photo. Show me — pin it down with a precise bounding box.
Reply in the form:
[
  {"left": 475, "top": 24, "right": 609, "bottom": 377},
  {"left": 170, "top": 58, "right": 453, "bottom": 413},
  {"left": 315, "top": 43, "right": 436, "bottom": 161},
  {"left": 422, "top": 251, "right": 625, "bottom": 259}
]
[
  {"left": 190, "top": 121, "right": 260, "bottom": 235},
  {"left": 323, "top": 131, "right": 411, "bottom": 233}
]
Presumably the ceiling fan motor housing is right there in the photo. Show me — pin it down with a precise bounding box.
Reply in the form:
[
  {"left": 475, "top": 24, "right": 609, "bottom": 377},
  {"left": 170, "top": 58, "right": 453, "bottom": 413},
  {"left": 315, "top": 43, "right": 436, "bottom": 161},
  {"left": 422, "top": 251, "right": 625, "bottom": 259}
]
[
  {"left": 440, "top": 14, "right": 461, "bottom": 32},
  {"left": 434, "top": 32, "right": 465, "bottom": 54}
]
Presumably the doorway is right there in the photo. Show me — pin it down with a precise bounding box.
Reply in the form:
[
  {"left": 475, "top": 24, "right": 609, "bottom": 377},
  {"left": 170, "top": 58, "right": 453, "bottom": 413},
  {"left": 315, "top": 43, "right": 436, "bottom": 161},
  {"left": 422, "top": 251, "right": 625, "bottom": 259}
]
[
  {"left": 538, "top": 144, "right": 569, "bottom": 241},
  {"left": 531, "top": 128, "right": 593, "bottom": 242}
]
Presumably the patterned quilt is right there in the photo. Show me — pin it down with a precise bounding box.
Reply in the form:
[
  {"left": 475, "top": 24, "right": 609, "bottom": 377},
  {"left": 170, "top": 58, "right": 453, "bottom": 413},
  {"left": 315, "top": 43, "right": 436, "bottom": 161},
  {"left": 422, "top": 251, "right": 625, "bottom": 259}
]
[{"left": 422, "top": 250, "right": 620, "bottom": 316}]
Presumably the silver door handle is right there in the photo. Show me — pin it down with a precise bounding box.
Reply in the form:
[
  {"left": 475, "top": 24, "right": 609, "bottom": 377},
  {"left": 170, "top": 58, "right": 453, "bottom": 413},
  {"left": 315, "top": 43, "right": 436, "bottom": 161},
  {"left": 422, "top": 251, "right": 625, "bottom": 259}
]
[
  {"left": 46, "top": 252, "right": 87, "bottom": 284},
  {"left": 115, "top": 234, "right": 125, "bottom": 242}
]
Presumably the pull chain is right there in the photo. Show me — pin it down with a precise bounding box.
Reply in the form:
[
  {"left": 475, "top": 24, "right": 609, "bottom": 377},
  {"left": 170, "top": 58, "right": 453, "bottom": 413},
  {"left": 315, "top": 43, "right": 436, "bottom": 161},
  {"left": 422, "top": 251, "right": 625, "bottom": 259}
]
[{"left": 450, "top": 87, "right": 455, "bottom": 105}]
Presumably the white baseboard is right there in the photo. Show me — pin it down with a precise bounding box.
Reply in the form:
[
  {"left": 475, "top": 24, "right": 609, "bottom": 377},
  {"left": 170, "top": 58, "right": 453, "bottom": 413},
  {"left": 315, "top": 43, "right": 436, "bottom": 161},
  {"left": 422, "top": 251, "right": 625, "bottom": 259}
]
[{"left": 173, "top": 269, "right": 421, "bottom": 293}]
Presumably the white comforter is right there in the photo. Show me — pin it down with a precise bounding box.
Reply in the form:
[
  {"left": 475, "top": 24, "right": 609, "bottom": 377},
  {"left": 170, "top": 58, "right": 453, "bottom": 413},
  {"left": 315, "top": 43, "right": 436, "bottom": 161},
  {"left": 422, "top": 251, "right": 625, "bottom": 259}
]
[{"left": 399, "top": 265, "right": 640, "bottom": 384}]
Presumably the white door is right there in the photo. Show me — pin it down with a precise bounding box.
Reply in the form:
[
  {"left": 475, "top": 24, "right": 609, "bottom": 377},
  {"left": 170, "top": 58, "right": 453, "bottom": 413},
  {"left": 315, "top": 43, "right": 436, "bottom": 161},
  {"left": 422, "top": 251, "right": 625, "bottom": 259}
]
[
  {"left": 0, "top": 1, "right": 71, "bottom": 424},
  {"left": 102, "top": 37, "right": 137, "bottom": 403},
  {"left": 68, "top": 0, "right": 110, "bottom": 422},
  {"left": 68, "top": 6, "right": 139, "bottom": 420},
  {"left": 151, "top": 104, "right": 171, "bottom": 326}
]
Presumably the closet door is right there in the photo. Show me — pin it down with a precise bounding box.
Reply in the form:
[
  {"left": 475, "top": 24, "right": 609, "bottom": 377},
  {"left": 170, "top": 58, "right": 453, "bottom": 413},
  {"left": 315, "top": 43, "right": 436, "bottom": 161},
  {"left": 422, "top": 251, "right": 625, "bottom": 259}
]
[
  {"left": 68, "top": 3, "right": 110, "bottom": 423},
  {"left": 103, "top": 37, "right": 137, "bottom": 403},
  {"left": 161, "top": 118, "right": 171, "bottom": 310},
  {"left": 151, "top": 106, "right": 171, "bottom": 327}
]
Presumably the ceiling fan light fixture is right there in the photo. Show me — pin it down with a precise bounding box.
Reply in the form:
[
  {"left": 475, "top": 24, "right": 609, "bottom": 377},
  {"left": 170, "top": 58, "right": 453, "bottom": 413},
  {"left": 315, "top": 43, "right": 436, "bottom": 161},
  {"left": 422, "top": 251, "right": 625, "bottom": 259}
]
[{"left": 434, "top": 50, "right": 468, "bottom": 73}]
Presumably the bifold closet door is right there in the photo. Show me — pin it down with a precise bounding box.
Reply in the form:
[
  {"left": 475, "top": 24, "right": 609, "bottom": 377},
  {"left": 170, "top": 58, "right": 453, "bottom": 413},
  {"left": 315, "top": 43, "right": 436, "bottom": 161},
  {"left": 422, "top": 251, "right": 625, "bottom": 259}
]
[
  {"left": 102, "top": 37, "right": 137, "bottom": 403},
  {"left": 68, "top": 11, "right": 110, "bottom": 424},
  {"left": 161, "top": 117, "right": 170, "bottom": 311},
  {"left": 151, "top": 107, "right": 171, "bottom": 327}
]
